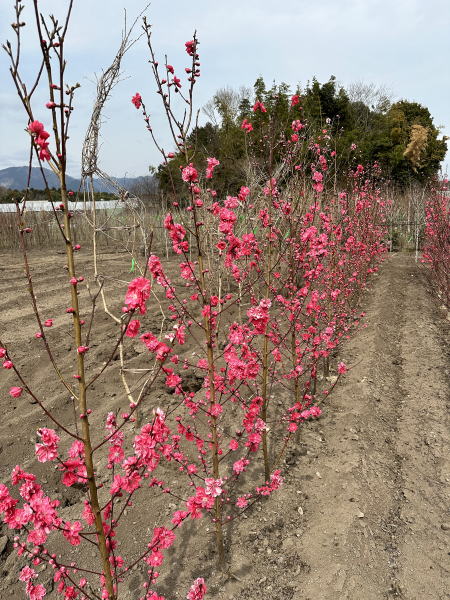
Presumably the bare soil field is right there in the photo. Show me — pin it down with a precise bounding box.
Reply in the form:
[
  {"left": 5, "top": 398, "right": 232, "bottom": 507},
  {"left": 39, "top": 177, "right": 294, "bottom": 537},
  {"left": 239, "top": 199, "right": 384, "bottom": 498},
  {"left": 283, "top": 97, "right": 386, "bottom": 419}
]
[{"left": 0, "top": 250, "right": 448, "bottom": 600}]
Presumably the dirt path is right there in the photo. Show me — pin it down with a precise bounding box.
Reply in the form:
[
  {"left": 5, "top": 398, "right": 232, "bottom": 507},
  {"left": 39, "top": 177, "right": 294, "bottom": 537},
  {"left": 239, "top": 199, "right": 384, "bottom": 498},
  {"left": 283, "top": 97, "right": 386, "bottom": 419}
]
[
  {"left": 289, "top": 252, "right": 450, "bottom": 600},
  {"left": 214, "top": 253, "right": 449, "bottom": 600}
]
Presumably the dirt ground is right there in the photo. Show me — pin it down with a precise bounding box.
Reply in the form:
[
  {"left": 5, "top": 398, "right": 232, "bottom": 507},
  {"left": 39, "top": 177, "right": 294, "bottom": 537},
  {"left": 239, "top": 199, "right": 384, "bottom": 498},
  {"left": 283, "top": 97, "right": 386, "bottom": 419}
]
[{"left": 0, "top": 250, "right": 448, "bottom": 599}]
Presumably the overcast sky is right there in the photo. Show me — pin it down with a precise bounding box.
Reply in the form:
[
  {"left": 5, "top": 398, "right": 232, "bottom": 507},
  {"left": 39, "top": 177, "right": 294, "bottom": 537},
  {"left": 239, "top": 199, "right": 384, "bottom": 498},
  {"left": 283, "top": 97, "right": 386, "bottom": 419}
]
[{"left": 1, "top": 0, "right": 449, "bottom": 178}]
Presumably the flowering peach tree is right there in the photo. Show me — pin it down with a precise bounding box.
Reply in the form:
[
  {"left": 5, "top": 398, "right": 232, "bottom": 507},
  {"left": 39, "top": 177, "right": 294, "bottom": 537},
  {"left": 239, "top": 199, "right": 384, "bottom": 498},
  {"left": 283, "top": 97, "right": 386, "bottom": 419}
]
[
  {"left": 422, "top": 179, "right": 449, "bottom": 308},
  {"left": 0, "top": 2, "right": 388, "bottom": 600}
]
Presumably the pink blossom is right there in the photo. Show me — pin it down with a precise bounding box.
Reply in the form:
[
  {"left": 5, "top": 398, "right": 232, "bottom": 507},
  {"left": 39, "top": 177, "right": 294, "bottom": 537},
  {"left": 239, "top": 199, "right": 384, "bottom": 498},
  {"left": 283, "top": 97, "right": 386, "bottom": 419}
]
[
  {"left": 300, "top": 406, "right": 322, "bottom": 420},
  {"left": 247, "top": 299, "right": 271, "bottom": 334},
  {"left": 291, "top": 119, "right": 304, "bottom": 132},
  {"left": 291, "top": 94, "right": 300, "bottom": 107},
  {"left": 43, "top": 319, "right": 53, "bottom": 327},
  {"left": 131, "top": 93, "right": 142, "bottom": 109},
  {"left": 229, "top": 439, "right": 239, "bottom": 451},
  {"left": 252, "top": 101, "right": 267, "bottom": 113},
  {"left": 337, "top": 362, "right": 347, "bottom": 374},
  {"left": 179, "top": 261, "right": 195, "bottom": 281},
  {"left": 186, "top": 487, "right": 214, "bottom": 518},
  {"left": 39, "top": 148, "right": 51, "bottom": 161},
  {"left": 241, "top": 119, "right": 253, "bottom": 133},
  {"left": 174, "top": 324, "right": 186, "bottom": 344},
  {"left": 11, "top": 466, "right": 35, "bottom": 485},
  {"left": 209, "top": 403, "right": 223, "bottom": 417},
  {"left": 272, "top": 347, "right": 282, "bottom": 361},
  {"left": 145, "top": 592, "right": 165, "bottom": 600},
  {"left": 108, "top": 444, "right": 124, "bottom": 465},
  {"left": 181, "top": 163, "right": 198, "bottom": 183},
  {"left": 205, "top": 157, "right": 219, "bottom": 179},
  {"left": 165, "top": 372, "right": 182, "bottom": 388},
  {"left": 35, "top": 428, "right": 60, "bottom": 462},
  {"left": 233, "top": 458, "right": 249, "bottom": 474},
  {"left": 3, "top": 360, "right": 13, "bottom": 369},
  {"left": 147, "top": 550, "right": 164, "bottom": 567},
  {"left": 218, "top": 207, "right": 237, "bottom": 234},
  {"left": 36, "top": 131, "right": 49, "bottom": 144},
  {"left": 126, "top": 319, "right": 141, "bottom": 338},
  {"left": 172, "top": 510, "right": 189, "bottom": 526},
  {"left": 270, "top": 469, "right": 283, "bottom": 490},
  {"left": 62, "top": 520, "right": 82, "bottom": 545},
  {"left": 27, "top": 583, "right": 46, "bottom": 600},
  {"left": 141, "top": 332, "right": 171, "bottom": 361},
  {"left": 224, "top": 345, "right": 260, "bottom": 381},
  {"left": 77, "top": 345, "right": 89, "bottom": 354},
  {"left": 185, "top": 40, "right": 196, "bottom": 56},
  {"left": 29, "top": 121, "right": 51, "bottom": 161},
  {"left": 60, "top": 586, "right": 76, "bottom": 599},
  {"left": 312, "top": 171, "right": 323, "bottom": 183},
  {"left": 19, "top": 566, "right": 37, "bottom": 582},
  {"left": 246, "top": 432, "right": 262, "bottom": 452},
  {"left": 238, "top": 186, "right": 250, "bottom": 201},
  {"left": 9, "top": 386, "right": 23, "bottom": 398},
  {"left": 82, "top": 500, "right": 95, "bottom": 525},
  {"left": 68, "top": 440, "right": 84, "bottom": 458},
  {"left": 125, "top": 277, "right": 151, "bottom": 314},
  {"left": 151, "top": 526, "right": 176, "bottom": 549},
  {"left": 28, "top": 121, "right": 45, "bottom": 135},
  {"left": 224, "top": 195, "right": 239, "bottom": 208},
  {"left": 187, "top": 578, "right": 207, "bottom": 600},
  {"left": 236, "top": 496, "right": 248, "bottom": 508},
  {"left": 228, "top": 323, "right": 247, "bottom": 345},
  {"left": 256, "top": 469, "right": 284, "bottom": 496},
  {"left": 0, "top": 347, "right": 6, "bottom": 358}
]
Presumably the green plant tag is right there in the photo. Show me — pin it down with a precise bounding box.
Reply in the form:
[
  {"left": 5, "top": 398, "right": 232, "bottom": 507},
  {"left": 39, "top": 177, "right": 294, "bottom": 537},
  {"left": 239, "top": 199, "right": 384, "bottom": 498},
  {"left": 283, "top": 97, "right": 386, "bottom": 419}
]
[{"left": 130, "top": 258, "right": 135, "bottom": 273}]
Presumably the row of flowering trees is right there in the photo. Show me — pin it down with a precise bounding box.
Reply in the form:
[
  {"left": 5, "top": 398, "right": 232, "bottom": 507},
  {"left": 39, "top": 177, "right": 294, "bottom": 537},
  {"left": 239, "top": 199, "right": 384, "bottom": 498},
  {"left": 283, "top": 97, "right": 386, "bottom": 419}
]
[
  {"left": 422, "top": 179, "right": 449, "bottom": 308},
  {"left": 0, "top": 3, "right": 387, "bottom": 599}
]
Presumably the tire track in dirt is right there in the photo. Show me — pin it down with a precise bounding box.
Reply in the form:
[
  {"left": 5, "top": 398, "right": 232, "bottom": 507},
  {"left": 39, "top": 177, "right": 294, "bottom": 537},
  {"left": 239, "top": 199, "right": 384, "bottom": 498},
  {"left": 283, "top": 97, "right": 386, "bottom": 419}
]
[
  {"left": 290, "top": 253, "right": 449, "bottom": 600},
  {"left": 395, "top": 257, "right": 449, "bottom": 599}
]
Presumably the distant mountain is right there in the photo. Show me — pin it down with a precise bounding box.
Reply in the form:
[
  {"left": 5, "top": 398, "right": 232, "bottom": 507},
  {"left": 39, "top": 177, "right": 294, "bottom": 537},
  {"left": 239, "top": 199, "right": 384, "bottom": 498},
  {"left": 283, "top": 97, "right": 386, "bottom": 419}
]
[{"left": 0, "top": 167, "right": 152, "bottom": 194}]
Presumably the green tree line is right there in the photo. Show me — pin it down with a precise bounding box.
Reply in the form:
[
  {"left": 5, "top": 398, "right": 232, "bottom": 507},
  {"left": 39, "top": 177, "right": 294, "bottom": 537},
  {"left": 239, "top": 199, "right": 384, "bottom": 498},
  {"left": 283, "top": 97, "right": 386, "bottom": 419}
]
[{"left": 156, "top": 76, "right": 447, "bottom": 195}]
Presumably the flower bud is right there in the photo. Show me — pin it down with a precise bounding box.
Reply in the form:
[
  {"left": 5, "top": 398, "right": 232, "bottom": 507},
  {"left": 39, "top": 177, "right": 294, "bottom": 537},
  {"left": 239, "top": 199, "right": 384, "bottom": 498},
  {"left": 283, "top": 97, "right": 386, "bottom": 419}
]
[{"left": 9, "top": 386, "right": 23, "bottom": 398}]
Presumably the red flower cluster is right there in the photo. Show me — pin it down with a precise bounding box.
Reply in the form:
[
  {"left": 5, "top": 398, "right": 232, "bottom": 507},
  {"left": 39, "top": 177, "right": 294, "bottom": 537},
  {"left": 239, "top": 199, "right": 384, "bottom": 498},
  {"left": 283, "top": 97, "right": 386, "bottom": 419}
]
[
  {"left": 241, "top": 118, "right": 253, "bottom": 133},
  {"left": 164, "top": 214, "right": 189, "bottom": 254},
  {"left": 124, "top": 277, "right": 151, "bottom": 314},
  {"left": 131, "top": 92, "right": 142, "bottom": 109},
  {"left": 28, "top": 120, "right": 51, "bottom": 161}
]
